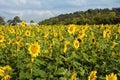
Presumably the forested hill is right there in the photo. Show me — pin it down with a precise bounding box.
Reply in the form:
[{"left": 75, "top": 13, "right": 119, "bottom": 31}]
[{"left": 38, "top": 8, "right": 120, "bottom": 25}]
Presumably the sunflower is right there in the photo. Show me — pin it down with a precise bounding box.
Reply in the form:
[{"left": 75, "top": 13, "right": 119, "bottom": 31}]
[
  {"left": 88, "top": 70, "right": 97, "bottom": 80},
  {"left": 103, "top": 30, "right": 107, "bottom": 38},
  {"left": 63, "top": 44, "right": 67, "bottom": 53},
  {"left": 0, "top": 68, "right": 5, "bottom": 77},
  {"left": 53, "top": 31, "right": 58, "bottom": 37},
  {"left": 16, "top": 37, "right": 23, "bottom": 45},
  {"left": 91, "top": 37, "right": 96, "bottom": 44},
  {"left": 68, "top": 24, "right": 76, "bottom": 35},
  {"left": 82, "top": 24, "right": 89, "bottom": 31},
  {"left": 106, "top": 73, "right": 117, "bottom": 80},
  {"left": 111, "top": 52, "right": 118, "bottom": 56},
  {"left": 3, "top": 65, "right": 12, "bottom": 71},
  {"left": 25, "top": 30, "right": 31, "bottom": 36},
  {"left": 9, "top": 27, "right": 15, "bottom": 33},
  {"left": 70, "top": 72, "right": 77, "bottom": 80},
  {"left": 44, "top": 32, "right": 49, "bottom": 38},
  {"left": 1, "top": 74, "right": 11, "bottom": 80},
  {"left": 21, "top": 21, "right": 26, "bottom": 27},
  {"left": 52, "top": 38, "right": 56, "bottom": 45},
  {"left": 103, "top": 29, "right": 111, "bottom": 38},
  {"left": 112, "top": 42, "right": 118, "bottom": 48},
  {"left": 6, "top": 39, "right": 11, "bottom": 44},
  {"left": 73, "top": 39, "right": 79, "bottom": 49},
  {"left": 63, "top": 40, "right": 70, "bottom": 53},
  {"left": 0, "top": 35, "right": 4, "bottom": 43},
  {"left": 28, "top": 43, "right": 40, "bottom": 58},
  {"left": 78, "top": 30, "right": 85, "bottom": 38}
]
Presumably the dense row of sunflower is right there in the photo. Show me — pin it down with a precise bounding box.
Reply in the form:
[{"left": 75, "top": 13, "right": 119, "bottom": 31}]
[{"left": 0, "top": 22, "right": 120, "bottom": 80}]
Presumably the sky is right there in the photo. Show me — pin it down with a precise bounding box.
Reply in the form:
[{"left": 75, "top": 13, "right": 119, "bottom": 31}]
[{"left": 0, "top": 0, "right": 120, "bottom": 23}]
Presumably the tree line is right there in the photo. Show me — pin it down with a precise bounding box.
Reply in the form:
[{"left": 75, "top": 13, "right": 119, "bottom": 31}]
[
  {"left": 0, "top": 16, "right": 34, "bottom": 25},
  {"left": 39, "top": 7, "right": 120, "bottom": 25}
]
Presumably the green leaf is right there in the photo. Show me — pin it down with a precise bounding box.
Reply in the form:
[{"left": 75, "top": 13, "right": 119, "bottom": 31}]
[
  {"left": 56, "top": 67, "right": 67, "bottom": 75},
  {"left": 19, "top": 71, "right": 31, "bottom": 79},
  {"left": 59, "top": 77, "right": 67, "bottom": 80},
  {"left": 82, "top": 53, "right": 89, "bottom": 62},
  {"left": 79, "top": 67, "right": 85, "bottom": 76},
  {"left": 33, "top": 69, "right": 47, "bottom": 77}
]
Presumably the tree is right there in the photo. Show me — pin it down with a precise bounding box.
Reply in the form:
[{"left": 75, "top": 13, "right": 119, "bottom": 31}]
[
  {"left": 0, "top": 16, "right": 5, "bottom": 25},
  {"left": 109, "top": 12, "right": 116, "bottom": 18},
  {"left": 30, "top": 20, "right": 34, "bottom": 23},
  {"left": 12, "top": 16, "right": 21, "bottom": 25},
  {"left": 7, "top": 19, "right": 13, "bottom": 25}
]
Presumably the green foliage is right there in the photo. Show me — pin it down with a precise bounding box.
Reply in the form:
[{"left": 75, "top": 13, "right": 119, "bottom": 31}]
[
  {"left": 39, "top": 8, "right": 120, "bottom": 25},
  {"left": 0, "top": 16, "right": 5, "bottom": 25},
  {"left": 7, "top": 16, "right": 22, "bottom": 25}
]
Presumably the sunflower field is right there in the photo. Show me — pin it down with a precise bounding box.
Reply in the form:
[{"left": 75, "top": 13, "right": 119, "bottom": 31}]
[{"left": 0, "top": 22, "right": 120, "bottom": 80}]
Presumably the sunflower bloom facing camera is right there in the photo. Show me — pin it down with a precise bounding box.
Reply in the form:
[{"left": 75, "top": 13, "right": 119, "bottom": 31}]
[
  {"left": 68, "top": 24, "right": 76, "bottom": 35},
  {"left": 73, "top": 39, "right": 79, "bottom": 49},
  {"left": 28, "top": 43, "right": 40, "bottom": 58}
]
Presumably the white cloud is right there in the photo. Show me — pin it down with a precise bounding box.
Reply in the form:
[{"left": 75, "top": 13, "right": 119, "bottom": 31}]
[
  {"left": 15, "top": 0, "right": 27, "bottom": 5},
  {"left": 28, "top": 0, "right": 42, "bottom": 5},
  {"left": 4, "top": 9, "right": 54, "bottom": 22},
  {"left": 9, "top": 10, "right": 24, "bottom": 17},
  {"left": 67, "top": 0, "right": 86, "bottom": 6}
]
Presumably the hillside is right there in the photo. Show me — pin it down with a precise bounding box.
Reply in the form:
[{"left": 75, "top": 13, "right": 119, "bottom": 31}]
[{"left": 39, "top": 8, "right": 120, "bottom": 25}]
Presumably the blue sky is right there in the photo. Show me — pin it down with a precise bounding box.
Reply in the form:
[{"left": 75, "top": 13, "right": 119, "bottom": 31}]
[{"left": 0, "top": 0, "right": 120, "bottom": 22}]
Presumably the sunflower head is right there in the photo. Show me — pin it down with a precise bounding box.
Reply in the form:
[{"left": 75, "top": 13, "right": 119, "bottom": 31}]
[
  {"left": 1, "top": 74, "right": 11, "bottom": 80},
  {"left": 16, "top": 37, "right": 23, "bottom": 44},
  {"left": 0, "top": 68, "right": 4, "bottom": 77},
  {"left": 88, "top": 70, "right": 97, "bottom": 80},
  {"left": 9, "top": 27, "right": 15, "bottom": 33},
  {"left": 6, "top": 39, "right": 11, "bottom": 44},
  {"left": 25, "top": 30, "right": 31, "bottom": 36},
  {"left": 103, "top": 29, "right": 111, "bottom": 38},
  {"left": 21, "top": 21, "right": 26, "bottom": 27},
  {"left": 106, "top": 29, "right": 111, "bottom": 34},
  {"left": 3, "top": 65, "right": 12, "bottom": 71},
  {"left": 78, "top": 30, "right": 85, "bottom": 38},
  {"left": 0, "top": 35, "right": 4, "bottom": 43},
  {"left": 112, "top": 42, "right": 118, "bottom": 48},
  {"left": 70, "top": 72, "right": 77, "bottom": 80},
  {"left": 106, "top": 73, "right": 117, "bottom": 80},
  {"left": 73, "top": 39, "right": 79, "bottom": 49},
  {"left": 68, "top": 24, "right": 76, "bottom": 35},
  {"left": 28, "top": 43, "right": 40, "bottom": 58}
]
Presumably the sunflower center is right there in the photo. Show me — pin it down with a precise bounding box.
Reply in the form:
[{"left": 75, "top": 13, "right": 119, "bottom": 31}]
[
  {"left": 75, "top": 43, "right": 79, "bottom": 46},
  {"left": 107, "top": 31, "right": 110, "bottom": 34},
  {"left": 31, "top": 45, "right": 38, "bottom": 53},
  {"left": 70, "top": 27, "right": 73, "bottom": 31},
  {"left": 92, "top": 38, "right": 95, "bottom": 43},
  {"left": 90, "top": 74, "right": 95, "bottom": 79},
  {"left": 109, "top": 77, "right": 114, "bottom": 80},
  {"left": 77, "top": 39, "right": 82, "bottom": 43}
]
